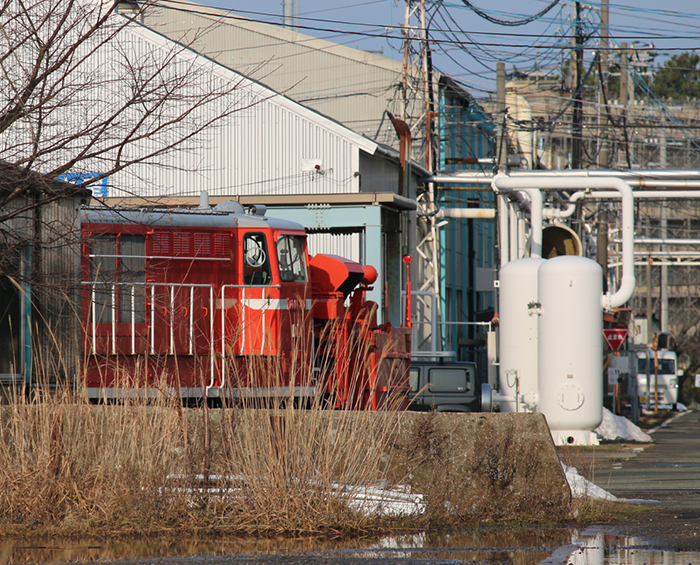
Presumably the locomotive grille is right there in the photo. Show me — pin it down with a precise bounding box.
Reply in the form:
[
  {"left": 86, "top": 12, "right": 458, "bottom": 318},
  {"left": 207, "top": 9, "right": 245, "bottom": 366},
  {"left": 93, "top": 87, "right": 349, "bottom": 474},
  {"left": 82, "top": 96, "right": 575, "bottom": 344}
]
[
  {"left": 194, "top": 233, "right": 211, "bottom": 256},
  {"left": 214, "top": 234, "right": 230, "bottom": 257}
]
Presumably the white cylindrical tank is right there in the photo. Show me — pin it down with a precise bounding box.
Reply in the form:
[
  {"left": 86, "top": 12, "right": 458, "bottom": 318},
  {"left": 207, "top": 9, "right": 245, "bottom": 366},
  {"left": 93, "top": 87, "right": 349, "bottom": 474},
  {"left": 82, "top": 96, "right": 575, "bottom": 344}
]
[
  {"left": 538, "top": 255, "right": 603, "bottom": 444},
  {"left": 498, "top": 257, "right": 545, "bottom": 412}
]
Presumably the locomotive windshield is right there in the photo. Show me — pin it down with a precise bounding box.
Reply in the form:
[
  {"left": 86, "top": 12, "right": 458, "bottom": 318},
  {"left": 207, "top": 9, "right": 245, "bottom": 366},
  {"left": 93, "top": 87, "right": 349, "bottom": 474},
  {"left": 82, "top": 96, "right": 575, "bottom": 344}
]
[
  {"left": 243, "top": 233, "right": 272, "bottom": 285},
  {"left": 276, "top": 235, "right": 307, "bottom": 282}
]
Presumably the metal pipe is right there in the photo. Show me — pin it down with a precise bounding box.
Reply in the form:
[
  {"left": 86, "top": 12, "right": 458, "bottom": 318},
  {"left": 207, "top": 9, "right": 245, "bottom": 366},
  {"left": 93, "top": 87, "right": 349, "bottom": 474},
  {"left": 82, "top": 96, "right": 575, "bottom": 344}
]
[
  {"left": 616, "top": 238, "right": 700, "bottom": 245},
  {"left": 432, "top": 170, "right": 700, "bottom": 188},
  {"left": 494, "top": 183, "right": 534, "bottom": 263},
  {"left": 498, "top": 193, "right": 509, "bottom": 267},
  {"left": 568, "top": 190, "right": 700, "bottom": 200},
  {"left": 517, "top": 208, "right": 527, "bottom": 259},
  {"left": 509, "top": 202, "right": 518, "bottom": 262},
  {"left": 436, "top": 208, "right": 496, "bottom": 219},
  {"left": 493, "top": 174, "right": 635, "bottom": 310},
  {"left": 543, "top": 189, "right": 700, "bottom": 221},
  {"left": 520, "top": 189, "right": 542, "bottom": 258},
  {"left": 542, "top": 191, "right": 585, "bottom": 219}
]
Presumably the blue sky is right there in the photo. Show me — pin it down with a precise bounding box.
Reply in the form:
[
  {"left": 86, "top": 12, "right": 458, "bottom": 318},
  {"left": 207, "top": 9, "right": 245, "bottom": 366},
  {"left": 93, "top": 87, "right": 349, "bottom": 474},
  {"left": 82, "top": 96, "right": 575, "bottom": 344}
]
[{"left": 193, "top": 1, "right": 700, "bottom": 94}]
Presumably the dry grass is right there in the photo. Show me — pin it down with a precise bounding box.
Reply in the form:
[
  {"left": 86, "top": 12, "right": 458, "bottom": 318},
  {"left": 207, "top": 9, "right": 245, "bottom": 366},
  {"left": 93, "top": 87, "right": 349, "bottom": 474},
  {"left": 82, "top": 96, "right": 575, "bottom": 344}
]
[{"left": 0, "top": 374, "right": 408, "bottom": 538}]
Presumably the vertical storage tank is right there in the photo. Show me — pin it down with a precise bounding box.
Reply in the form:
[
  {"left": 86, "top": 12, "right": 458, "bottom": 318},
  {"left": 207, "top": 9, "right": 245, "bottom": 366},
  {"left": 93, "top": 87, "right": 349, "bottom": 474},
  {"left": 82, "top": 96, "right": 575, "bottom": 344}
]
[
  {"left": 538, "top": 255, "right": 603, "bottom": 445},
  {"left": 498, "top": 257, "right": 545, "bottom": 412}
]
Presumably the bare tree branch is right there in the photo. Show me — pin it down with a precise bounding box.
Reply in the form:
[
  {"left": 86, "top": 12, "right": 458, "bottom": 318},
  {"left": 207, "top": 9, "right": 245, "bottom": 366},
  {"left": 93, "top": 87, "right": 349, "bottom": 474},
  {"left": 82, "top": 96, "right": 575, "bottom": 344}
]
[{"left": 0, "top": 0, "right": 259, "bottom": 221}]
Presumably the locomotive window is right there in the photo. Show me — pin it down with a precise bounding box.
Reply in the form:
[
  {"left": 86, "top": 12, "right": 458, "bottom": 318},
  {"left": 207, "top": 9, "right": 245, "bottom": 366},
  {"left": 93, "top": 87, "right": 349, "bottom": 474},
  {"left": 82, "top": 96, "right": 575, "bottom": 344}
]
[
  {"left": 243, "top": 233, "right": 271, "bottom": 285},
  {"left": 276, "top": 235, "right": 307, "bottom": 282},
  {"left": 90, "top": 234, "right": 146, "bottom": 324},
  {"left": 91, "top": 235, "right": 117, "bottom": 323},
  {"left": 118, "top": 235, "right": 146, "bottom": 324}
]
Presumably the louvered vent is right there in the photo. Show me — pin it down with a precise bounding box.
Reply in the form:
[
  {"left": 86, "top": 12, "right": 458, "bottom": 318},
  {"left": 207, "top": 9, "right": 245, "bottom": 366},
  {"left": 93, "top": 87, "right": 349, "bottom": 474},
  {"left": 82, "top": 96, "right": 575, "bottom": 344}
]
[
  {"left": 174, "top": 233, "right": 191, "bottom": 256},
  {"left": 153, "top": 232, "right": 170, "bottom": 255},
  {"left": 213, "top": 234, "right": 231, "bottom": 257},
  {"left": 194, "top": 233, "right": 211, "bottom": 256}
]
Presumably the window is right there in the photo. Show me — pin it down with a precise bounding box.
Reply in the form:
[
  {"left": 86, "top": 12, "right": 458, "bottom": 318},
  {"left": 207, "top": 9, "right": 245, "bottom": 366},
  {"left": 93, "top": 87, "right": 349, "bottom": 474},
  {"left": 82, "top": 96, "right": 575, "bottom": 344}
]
[
  {"left": 243, "top": 233, "right": 272, "bottom": 285},
  {"left": 428, "top": 368, "right": 470, "bottom": 393},
  {"left": 276, "top": 235, "right": 307, "bottom": 282},
  {"left": 659, "top": 359, "right": 676, "bottom": 375},
  {"left": 90, "top": 234, "right": 146, "bottom": 323},
  {"left": 637, "top": 357, "right": 676, "bottom": 375},
  {"left": 409, "top": 368, "right": 420, "bottom": 392}
]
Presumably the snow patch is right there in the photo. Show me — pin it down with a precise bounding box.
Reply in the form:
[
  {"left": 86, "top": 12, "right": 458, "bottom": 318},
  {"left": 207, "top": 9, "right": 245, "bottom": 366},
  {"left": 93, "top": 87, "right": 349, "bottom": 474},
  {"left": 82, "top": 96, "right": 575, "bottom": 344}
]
[
  {"left": 562, "top": 463, "right": 618, "bottom": 501},
  {"left": 595, "top": 408, "right": 653, "bottom": 443},
  {"left": 342, "top": 484, "right": 425, "bottom": 517}
]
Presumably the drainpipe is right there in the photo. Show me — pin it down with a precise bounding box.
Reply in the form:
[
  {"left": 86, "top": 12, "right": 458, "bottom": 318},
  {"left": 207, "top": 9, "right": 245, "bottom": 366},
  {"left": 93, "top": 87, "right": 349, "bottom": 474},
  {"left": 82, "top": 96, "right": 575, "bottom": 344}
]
[{"left": 494, "top": 174, "right": 635, "bottom": 311}]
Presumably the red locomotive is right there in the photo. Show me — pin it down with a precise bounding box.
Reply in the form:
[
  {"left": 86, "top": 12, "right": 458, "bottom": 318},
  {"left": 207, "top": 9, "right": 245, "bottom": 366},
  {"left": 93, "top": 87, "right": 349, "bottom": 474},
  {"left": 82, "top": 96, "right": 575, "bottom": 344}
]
[{"left": 80, "top": 201, "right": 411, "bottom": 409}]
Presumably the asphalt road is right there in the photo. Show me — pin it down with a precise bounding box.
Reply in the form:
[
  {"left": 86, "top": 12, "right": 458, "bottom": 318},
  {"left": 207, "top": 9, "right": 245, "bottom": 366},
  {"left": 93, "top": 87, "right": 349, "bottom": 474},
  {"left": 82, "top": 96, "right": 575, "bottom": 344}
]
[{"left": 585, "top": 410, "right": 700, "bottom": 550}]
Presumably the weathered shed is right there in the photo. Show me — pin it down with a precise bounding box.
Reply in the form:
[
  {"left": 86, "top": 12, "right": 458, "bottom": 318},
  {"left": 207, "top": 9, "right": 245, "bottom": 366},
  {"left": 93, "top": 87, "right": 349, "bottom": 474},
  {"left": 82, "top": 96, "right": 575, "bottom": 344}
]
[{"left": 0, "top": 164, "right": 90, "bottom": 387}]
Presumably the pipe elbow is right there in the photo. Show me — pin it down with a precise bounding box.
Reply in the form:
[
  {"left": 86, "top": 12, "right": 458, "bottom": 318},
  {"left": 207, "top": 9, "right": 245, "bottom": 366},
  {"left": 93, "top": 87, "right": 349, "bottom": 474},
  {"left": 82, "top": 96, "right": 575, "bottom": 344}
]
[{"left": 602, "top": 275, "right": 636, "bottom": 311}]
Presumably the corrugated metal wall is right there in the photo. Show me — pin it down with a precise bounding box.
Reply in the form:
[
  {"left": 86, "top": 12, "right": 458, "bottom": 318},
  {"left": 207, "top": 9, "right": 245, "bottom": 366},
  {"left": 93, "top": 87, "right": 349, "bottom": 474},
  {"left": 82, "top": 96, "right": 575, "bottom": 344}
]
[
  {"left": 307, "top": 232, "right": 361, "bottom": 263},
  {"left": 28, "top": 21, "right": 381, "bottom": 200},
  {"left": 33, "top": 197, "right": 82, "bottom": 383},
  {"left": 438, "top": 90, "right": 496, "bottom": 361},
  {"left": 0, "top": 190, "right": 82, "bottom": 385},
  {"left": 143, "top": 2, "right": 427, "bottom": 162}
]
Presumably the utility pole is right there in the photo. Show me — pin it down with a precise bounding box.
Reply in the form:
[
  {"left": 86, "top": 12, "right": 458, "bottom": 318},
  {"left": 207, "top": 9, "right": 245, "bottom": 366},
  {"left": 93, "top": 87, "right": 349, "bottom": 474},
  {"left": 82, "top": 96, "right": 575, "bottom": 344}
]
[
  {"left": 496, "top": 61, "right": 507, "bottom": 171},
  {"left": 597, "top": 0, "right": 609, "bottom": 168},
  {"left": 402, "top": 0, "right": 444, "bottom": 349},
  {"left": 660, "top": 116, "right": 669, "bottom": 332},
  {"left": 596, "top": 1, "right": 609, "bottom": 292},
  {"left": 283, "top": 0, "right": 298, "bottom": 30},
  {"left": 619, "top": 42, "right": 628, "bottom": 107},
  {"left": 660, "top": 200, "right": 669, "bottom": 332},
  {"left": 571, "top": 2, "right": 584, "bottom": 169},
  {"left": 619, "top": 42, "right": 634, "bottom": 167}
]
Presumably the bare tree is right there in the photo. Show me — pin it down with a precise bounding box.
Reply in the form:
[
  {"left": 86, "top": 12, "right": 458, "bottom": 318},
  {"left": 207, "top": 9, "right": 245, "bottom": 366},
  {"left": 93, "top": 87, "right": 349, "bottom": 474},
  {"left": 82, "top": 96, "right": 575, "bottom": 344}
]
[
  {"left": 0, "top": 0, "right": 252, "bottom": 222},
  {"left": 0, "top": 0, "right": 262, "bottom": 384}
]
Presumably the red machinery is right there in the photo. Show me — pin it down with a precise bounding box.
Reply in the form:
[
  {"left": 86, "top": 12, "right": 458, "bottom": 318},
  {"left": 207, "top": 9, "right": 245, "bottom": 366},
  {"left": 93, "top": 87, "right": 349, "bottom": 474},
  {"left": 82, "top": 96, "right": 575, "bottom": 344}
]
[{"left": 80, "top": 201, "right": 410, "bottom": 408}]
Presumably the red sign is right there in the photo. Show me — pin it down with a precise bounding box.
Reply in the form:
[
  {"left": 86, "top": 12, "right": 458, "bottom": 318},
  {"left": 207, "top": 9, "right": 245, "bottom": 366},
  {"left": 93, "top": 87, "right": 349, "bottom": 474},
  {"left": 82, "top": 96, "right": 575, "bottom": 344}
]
[{"left": 603, "top": 328, "right": 629, "bottom": 351}]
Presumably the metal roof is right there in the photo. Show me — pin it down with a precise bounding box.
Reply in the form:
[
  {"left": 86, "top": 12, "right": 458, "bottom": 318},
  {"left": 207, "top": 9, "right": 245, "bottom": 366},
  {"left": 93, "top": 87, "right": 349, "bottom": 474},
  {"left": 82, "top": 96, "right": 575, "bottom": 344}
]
[
  {"left": 141, "top": 1, "right": 430, "bottom": 151},
  {"left": 96, "top": 191, "right": 417, "bottom": 212},
  {"left": 82, "top": 203, "right": 305, "bottom": 231}
]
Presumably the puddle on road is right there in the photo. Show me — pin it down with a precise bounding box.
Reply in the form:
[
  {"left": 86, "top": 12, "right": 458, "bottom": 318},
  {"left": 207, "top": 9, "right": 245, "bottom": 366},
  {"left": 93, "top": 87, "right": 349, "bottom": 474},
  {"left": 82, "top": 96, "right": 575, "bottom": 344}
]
[
  {"left": 541, "top": 531, "right": 700, "bottom": 565},
  {"left": 1, "top": 528, "right": 699, "bottom": 565},
  {"left": 0, "top": 528, "right": 571, "bottom": 565}
]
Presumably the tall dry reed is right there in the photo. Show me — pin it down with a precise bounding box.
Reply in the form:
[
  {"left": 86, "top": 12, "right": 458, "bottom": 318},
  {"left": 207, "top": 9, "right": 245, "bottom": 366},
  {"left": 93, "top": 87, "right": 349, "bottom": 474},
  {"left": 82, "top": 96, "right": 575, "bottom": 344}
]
[{"left": 0, "top": 365, "right": 407, "bottom": 537}]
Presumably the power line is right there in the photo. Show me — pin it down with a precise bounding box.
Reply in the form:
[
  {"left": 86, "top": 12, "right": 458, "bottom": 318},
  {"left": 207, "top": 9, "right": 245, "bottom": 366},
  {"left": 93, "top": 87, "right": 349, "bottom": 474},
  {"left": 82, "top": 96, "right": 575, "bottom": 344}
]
[
  {"left": 156, "top": 2, "right": 700, "bottom": 46},
  {"left": 459, "top": 0, "right": 562, "bottom": 27}
]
